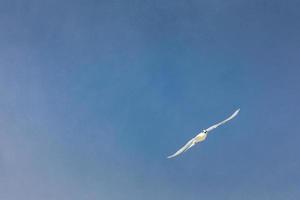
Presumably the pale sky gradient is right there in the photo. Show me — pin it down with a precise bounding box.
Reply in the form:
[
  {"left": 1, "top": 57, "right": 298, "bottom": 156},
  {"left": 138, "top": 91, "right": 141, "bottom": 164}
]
[{"left": 1, "top": 0, "right": 300, "bottom": 199}]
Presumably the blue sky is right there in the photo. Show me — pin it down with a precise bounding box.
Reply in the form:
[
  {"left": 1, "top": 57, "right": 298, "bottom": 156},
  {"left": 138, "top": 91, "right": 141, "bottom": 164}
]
[{"left": 0, "top": 0, "right": 300, "bottom": 199}]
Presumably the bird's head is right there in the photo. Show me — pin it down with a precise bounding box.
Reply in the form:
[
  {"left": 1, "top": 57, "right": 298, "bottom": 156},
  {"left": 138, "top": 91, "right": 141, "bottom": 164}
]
[{"left": 203, "top": 130, "right": 208, "bottom": 134}]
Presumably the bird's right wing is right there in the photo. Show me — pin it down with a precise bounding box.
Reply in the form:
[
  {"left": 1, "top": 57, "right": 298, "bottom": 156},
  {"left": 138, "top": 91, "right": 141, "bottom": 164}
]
[
  {"left": 205, "top": 109, "right": 240, "bottom": 132},
  {"left": 167, "top": 138, "right": 196, "bottom": 159}
]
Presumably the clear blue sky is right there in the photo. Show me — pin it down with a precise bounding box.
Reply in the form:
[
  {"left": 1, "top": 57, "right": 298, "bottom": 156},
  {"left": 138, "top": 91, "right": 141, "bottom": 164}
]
[{"left": 1, "top": 0, "right": 300, "bottom": 199}]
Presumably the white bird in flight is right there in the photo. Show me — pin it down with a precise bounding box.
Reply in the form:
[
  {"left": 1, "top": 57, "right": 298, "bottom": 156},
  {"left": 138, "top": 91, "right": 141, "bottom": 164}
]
[{"left": 167, "top": 109, "right": 240, "bottom": 159}]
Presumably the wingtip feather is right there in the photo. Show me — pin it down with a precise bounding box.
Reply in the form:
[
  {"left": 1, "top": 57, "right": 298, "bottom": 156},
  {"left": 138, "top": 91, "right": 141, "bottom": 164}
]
[{"left": 167, "top": 154, "right": 175, "bottom": 159}]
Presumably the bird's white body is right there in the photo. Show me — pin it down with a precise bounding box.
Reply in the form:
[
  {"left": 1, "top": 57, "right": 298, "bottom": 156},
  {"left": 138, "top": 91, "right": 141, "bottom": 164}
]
[
  {"left": 167, "top": 109, "right": 240, "bottom": 158},
  {"left": 194, "top": 132, "right": 207, "bottom": 143}
]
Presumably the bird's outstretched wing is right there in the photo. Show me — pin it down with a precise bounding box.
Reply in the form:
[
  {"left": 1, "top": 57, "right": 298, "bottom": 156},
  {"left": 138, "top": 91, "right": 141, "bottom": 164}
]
[
  {"left": 167, "top": 138, "right": 196, "bottom": 158},
  {"left": 205, "top": 109, "right": 240, "bottom": 132}
]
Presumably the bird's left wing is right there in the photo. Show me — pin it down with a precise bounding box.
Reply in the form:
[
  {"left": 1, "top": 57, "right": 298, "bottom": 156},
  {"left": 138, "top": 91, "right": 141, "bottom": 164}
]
[
  {"left": 206, "top": 109, "right": 240, "bottom": 132},
  {"left": 167, "top": 138, "right": 196, "bottom": 158}
]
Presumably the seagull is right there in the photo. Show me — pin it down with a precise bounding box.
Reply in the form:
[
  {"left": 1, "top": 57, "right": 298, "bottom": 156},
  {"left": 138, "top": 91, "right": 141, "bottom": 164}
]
[{"left": 167, "top": 109, "right": 240, "bottom": 159}]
